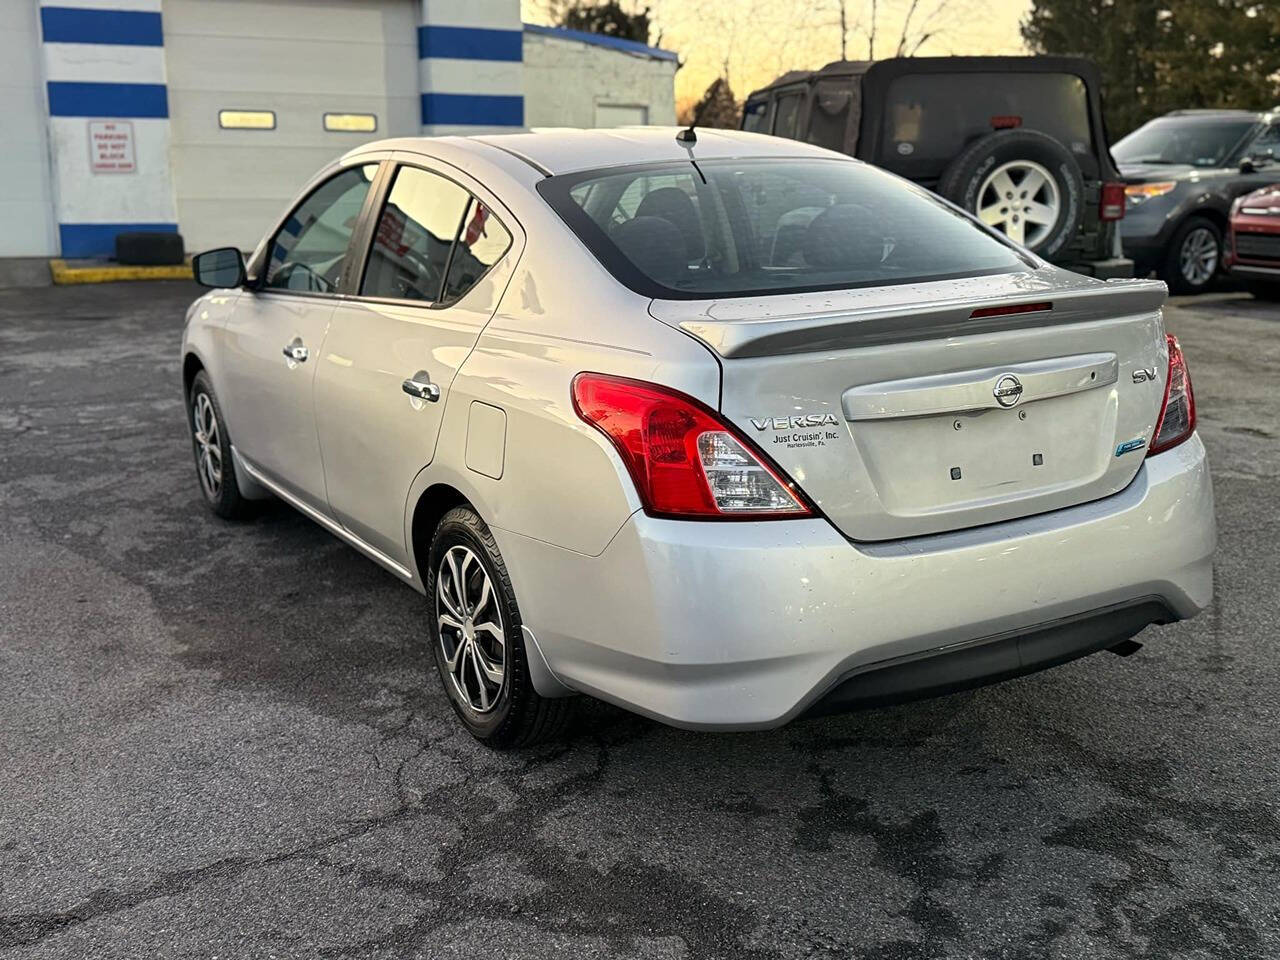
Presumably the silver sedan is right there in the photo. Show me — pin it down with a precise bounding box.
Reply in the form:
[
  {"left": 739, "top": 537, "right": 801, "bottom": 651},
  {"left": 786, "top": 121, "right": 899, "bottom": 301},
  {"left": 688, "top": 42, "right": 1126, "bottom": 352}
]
[{"left": 181, "top": 128, "right": 1215, "bottom": 747}]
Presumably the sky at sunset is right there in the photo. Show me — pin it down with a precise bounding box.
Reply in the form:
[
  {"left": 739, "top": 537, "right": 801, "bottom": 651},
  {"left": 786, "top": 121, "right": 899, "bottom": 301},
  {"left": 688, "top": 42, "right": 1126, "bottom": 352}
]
[{"left": 523, "top": 0, "right": 1034, "bottom": 111}]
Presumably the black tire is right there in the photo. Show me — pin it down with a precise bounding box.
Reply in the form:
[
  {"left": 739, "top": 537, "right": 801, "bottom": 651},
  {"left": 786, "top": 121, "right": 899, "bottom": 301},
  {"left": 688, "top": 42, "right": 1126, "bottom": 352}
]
[
  {"left": 1245, "top": 279, "right": 1280, "bottom": 301},
  {"left": 187, "top": 371, "right": 252, "bottom": 520},
  {"left": 426, "top": 506, "right": 574, "bottom": 748},
  {"left": 1161, "top": 216, "right": 1222, "bottom": 295},
  {"left": 938, "top": 129, "right": 1085, "bottom": 260}
]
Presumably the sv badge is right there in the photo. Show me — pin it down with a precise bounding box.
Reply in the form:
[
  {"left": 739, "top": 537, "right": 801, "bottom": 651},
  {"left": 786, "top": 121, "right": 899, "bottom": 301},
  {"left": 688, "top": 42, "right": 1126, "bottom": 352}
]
[{"left": 1132, "top": 367, "right": 1158, "bottom": 383}]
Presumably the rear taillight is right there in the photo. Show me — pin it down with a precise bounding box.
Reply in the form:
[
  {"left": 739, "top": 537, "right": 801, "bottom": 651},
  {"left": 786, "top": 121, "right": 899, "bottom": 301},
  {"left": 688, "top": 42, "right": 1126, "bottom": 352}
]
[
  {"left": 572, "top": 373, "right": 812, "bottom": 520},
  {"left": 1148, "top": 334, "right": 1196, "bottom": 455},
  {"left": 1100, "top": 182, "right": 1126, "bottom": 221}
]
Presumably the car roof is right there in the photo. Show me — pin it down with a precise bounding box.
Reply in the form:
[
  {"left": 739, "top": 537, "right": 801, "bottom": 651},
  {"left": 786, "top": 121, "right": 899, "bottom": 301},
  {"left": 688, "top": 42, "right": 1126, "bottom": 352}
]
[
  {"left": 746, "top": 55, "right": 1106, "bottom": 98},
  {"left": 356, "top": 127, "right": 846, "bottom": 176}
]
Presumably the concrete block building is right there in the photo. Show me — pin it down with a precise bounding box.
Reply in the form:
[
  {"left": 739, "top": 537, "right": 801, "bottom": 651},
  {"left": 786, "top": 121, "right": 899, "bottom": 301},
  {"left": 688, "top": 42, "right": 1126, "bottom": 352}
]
[{"left": 1, "top": 0, "right": 678, "bottom": 264}]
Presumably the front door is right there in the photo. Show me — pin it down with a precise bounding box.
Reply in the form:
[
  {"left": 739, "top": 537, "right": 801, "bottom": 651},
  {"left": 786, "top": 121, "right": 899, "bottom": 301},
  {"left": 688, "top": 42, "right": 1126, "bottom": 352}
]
[
  {"left": 315, "top": 162, "right": 516, "bottom": 563},
  {"left": 220, "top": 163, "right": 379, "bottom": 510}
]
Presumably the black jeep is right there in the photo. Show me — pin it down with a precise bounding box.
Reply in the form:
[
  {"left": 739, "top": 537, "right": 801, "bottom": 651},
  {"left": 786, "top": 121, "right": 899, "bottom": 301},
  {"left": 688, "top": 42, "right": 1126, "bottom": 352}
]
[{"left": 741, "top": 56, "right": 1133, "bottom": 278}]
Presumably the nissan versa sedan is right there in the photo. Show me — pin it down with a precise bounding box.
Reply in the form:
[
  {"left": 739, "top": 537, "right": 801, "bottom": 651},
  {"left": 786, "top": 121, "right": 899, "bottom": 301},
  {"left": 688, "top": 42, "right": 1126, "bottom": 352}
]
[{"left": 182, "top": 128, "right": 1215, "bottom": 747}]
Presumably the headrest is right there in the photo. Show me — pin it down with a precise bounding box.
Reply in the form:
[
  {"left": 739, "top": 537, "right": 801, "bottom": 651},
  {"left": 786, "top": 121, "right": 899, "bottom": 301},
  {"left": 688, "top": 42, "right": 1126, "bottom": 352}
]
[
  {"left": 635, "top": 187, "right": 705, "bottom": 261},
  {"left": 803, "top": 203, "right": 885, "bottom": 271},
  {"left": 609, "top": 216, "right": 689, "bottom": 285}
]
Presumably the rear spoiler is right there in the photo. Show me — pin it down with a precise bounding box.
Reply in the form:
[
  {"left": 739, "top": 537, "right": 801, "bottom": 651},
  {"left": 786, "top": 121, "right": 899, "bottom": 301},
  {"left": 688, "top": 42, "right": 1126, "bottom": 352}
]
[{"left": 673, "top": 279, "right": 1167, "bottom": 359}]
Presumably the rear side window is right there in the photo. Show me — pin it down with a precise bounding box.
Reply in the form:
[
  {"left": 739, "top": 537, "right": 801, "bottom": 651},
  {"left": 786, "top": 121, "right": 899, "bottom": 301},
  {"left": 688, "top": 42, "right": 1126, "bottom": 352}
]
[
  {"left": 881, "top": 73, "right": 1096, "bottom": 179},
  {"left": 539, "top": 158, "right": 1028, "bottom": 300},
  {"left": 264, "top": 164, "right": 377, "bottom": 293},
  {"left": 442, "top": 199, "right": 512, "bottom": 303},
  {"left": 361, "top": 166, "right": 471, "bottom": 302},
  {"left": 805, "top": 80, "right": 854, "bottom": 152}
]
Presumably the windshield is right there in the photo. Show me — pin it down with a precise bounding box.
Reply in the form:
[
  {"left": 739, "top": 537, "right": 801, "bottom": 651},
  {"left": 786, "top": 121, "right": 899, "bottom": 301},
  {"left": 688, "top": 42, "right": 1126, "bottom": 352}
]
[
  {"left": 1114, "top": 118, "right": 1256, "bottom": 168},
  {"left": 537, "top": 158, "right": 1029, "bottom": 300}
]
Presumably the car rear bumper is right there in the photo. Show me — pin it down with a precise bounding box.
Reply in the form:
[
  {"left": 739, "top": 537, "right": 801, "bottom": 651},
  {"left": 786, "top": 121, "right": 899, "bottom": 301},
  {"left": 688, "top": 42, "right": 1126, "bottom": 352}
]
[{"left": 497, "top": 433, "right": 1215, "bottom": 730}]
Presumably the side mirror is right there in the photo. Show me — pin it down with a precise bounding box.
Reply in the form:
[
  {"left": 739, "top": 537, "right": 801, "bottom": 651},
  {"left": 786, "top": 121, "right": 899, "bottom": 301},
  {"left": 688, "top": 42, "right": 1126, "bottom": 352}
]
[
  {"left": 1243, "top": 151, "right": 1275, "bottom": 174},
  {"left": 192, "top": 247, "right": 246, "bottom": 288}
]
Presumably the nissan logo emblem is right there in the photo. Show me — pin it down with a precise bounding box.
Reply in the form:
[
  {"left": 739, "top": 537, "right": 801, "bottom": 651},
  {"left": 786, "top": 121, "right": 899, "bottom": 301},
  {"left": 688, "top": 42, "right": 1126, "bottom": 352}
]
[{"left": 993, "top": 374, "right": 1024, "bottom": 408}]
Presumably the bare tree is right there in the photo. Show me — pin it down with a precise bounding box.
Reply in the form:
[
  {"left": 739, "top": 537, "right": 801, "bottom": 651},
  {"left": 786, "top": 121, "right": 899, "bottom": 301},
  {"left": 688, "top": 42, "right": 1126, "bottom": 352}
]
[{"left": 894, "top": 0, "right": 952, "bottom": 56}]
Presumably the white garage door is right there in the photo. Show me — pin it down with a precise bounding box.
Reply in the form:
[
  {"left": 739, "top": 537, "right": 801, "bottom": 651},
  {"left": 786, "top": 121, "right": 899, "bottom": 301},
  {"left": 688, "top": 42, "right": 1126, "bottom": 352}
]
[
  {"left": 0, "top": 2, "right": 57, "bottom": 256},
  {"left": 165, "top": 0, "right": 420, "bottom": 253}
]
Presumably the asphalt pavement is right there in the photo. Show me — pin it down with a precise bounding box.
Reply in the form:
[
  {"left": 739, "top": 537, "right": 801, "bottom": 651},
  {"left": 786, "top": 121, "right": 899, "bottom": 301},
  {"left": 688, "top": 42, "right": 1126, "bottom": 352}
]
[{"left": 1, "top": 281, "right": 1278, "bottom": 959}]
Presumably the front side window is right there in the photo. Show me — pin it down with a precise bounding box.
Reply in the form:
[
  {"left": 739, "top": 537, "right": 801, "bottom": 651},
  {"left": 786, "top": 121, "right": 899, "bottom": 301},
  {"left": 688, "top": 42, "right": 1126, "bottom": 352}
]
[
  {"left": 264, "top": 163, "right": 378, "bottom": 293},
  {"left": 741, "top": 98, "right": 771, "bottom": 133},
  {"left": 1248, "top": 124, "right": 1280, "bottom": 161},
  {"left": 1113, "top": 118, "right": 1257, "bottom": 168},
  {"left": 361, "top": 166, "right": 471, "bottom": 302},
  {"left": 539, "top": 158, "right": 1029, "bottom": 300}
]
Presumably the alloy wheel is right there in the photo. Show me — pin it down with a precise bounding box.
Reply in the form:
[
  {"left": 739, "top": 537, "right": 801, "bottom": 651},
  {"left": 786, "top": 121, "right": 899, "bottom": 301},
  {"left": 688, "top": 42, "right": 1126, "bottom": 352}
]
[
  {"left": 976, "top": 160, "right": 1061, "bottom": 248},
  {"left": 1179, "top": 227, "right": 1219, "bottom": 287},
  {"left": 436, "top": 545, "right": 506, "bottom": 713},
  {"left": 192, "top": 392, "right": 223, "bottom": 500}
]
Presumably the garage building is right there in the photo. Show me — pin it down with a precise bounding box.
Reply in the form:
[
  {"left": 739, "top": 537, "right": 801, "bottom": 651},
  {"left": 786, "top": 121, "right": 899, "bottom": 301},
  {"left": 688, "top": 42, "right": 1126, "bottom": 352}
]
[{"left": 3, "top": 0, "right": 678, "bottom": 264}]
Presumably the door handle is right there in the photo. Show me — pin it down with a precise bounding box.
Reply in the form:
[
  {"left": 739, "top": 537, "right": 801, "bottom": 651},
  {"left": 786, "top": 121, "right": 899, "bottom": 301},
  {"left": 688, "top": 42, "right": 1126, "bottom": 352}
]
[
  {"left": 282, "top": 340, "right": 309, "bottom": 363},
  {"left": 402, "top": 374, "right": 440, "bottom": 403}
]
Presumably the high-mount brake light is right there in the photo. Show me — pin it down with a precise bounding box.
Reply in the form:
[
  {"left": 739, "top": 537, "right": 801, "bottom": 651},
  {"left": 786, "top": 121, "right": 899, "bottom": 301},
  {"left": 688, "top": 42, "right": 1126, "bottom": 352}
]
[
  {"left": 1148, "top": 334, "right": 1196, "bottom": 455},
  {"left": 969, "top": 301, "right": 1053, "bottom": 319},
  {"left": 571, "top": 373, "right": 812, "bottom": 520}
]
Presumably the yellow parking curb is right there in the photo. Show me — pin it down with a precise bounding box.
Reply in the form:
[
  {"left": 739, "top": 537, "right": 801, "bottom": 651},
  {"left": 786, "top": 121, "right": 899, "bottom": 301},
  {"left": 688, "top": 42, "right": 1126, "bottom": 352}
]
[{"left": 50, "top": 259, "right": 192, "bottom": 285}]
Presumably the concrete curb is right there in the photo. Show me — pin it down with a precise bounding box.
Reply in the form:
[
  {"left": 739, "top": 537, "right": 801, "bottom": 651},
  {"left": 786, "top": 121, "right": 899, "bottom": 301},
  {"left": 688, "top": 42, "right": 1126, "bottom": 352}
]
[{"left": 50, "top": 259, "right": 193, "bottom": 285}]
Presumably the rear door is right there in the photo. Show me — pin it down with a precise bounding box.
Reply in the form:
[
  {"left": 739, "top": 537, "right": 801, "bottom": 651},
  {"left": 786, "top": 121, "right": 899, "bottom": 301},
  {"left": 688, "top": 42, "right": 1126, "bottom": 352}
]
[
  {"left": 314, "top": 158, "right": 519, "bottom": 565},
  {"left": 220, "top": 162, "right": 380, "bottom": 510}
]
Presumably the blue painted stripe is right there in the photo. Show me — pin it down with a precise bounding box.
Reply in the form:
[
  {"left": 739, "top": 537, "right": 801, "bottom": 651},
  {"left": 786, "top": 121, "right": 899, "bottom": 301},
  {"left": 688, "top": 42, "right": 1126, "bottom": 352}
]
[
  {"left": 418, "top": 25, "right": 522, "bottom": 62},
  {"left": 522, "top": 23, "right": 677, "bottom": 62},
  {"left": 59, "top": 222, "right": 179, "bottom": 259},
  {"left": 40, "top": 7, "right": 164, "bottom": 47},
  {"left": 421, "top": 93, "right": 523, "bottom": 127},
  {"left": 47, "top": 81, "right": 168, "bottom": 118}
]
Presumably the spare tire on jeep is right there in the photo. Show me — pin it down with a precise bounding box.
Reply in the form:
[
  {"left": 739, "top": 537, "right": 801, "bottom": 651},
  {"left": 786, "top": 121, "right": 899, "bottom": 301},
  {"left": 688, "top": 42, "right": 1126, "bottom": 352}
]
[{"left": 938, "top": 129, "right": 1084, "bottom": 260}]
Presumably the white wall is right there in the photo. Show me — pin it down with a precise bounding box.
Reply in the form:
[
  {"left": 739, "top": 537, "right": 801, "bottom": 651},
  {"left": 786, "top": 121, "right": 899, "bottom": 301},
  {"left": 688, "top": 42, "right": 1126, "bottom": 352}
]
[
  {"left": 1, "top": 3, "right": 58, "bottom": 256},
  {"left": 523, "top": 32, "right": 676, "bottom": 129},
  {"left": 419, "top": 0, "right": 524, "bottom": 136},
  {"left": 165, "top": 0, "right": 420, "bottom": 252}
]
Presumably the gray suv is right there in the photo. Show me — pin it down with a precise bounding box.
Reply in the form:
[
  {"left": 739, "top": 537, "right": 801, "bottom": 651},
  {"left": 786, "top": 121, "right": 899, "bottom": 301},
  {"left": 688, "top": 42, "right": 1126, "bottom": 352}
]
[{"left": 1116, "top": 108, "right": 1280, "bottom": 294}]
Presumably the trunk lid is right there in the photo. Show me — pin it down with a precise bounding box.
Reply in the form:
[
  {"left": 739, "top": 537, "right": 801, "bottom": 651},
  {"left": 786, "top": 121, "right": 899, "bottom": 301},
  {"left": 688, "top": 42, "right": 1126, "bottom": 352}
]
[{"left": 651, "top": 271, "right": 1169, "bottom": 541}]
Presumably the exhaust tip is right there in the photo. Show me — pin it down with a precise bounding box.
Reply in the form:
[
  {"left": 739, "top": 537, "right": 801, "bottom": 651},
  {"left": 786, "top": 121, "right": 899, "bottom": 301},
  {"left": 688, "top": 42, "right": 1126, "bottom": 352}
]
[{"left": 1109, "top": 639, "right": 1144, "bottom": 658}]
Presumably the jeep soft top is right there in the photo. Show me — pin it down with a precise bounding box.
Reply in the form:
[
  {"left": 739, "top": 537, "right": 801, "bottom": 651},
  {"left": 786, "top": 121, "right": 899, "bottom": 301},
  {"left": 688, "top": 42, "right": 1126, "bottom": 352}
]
[{"left": 743, "top": 56, "right": 1132, "bottom": 277}]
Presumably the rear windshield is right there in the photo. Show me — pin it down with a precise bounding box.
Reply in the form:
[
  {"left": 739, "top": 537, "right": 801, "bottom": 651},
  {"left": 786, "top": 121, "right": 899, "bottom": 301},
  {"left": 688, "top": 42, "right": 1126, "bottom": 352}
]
[
  {"left": 1113, "top": 117, "right": 1257, "bottom": 168},
  {"left": 880, "top": 72, "right": 1096, "bottom": 180},
  {"left": 537, "top": 158, "right": 1029, "bottom": 300}
]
